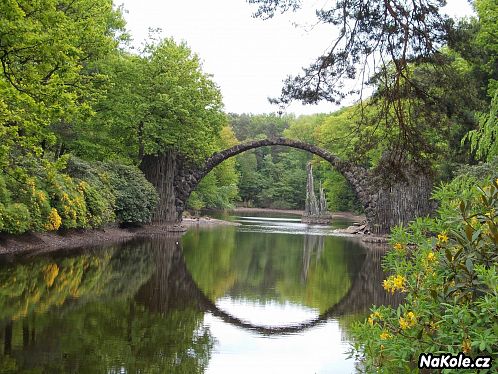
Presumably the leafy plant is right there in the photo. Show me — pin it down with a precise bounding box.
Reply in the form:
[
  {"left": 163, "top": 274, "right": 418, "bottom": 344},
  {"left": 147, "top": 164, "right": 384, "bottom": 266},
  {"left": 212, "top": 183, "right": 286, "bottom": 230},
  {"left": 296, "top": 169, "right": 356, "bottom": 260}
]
[
  {"left": 350, "top": 179, "right": 498, "bottom": 372},
  {"left": 102, "top": 163, "right": 158, "bottom": 225}
]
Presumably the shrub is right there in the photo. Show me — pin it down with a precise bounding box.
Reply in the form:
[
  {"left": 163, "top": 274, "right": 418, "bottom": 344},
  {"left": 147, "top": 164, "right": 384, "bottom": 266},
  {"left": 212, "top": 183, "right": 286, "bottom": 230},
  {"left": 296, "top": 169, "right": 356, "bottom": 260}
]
[
  {"left": 44, "top": 169, "right": 88, "bottom": 229},
  {"left": 350, "top": 179, "right": 498, "bottom": 372},
  {"left": 101, "top": 163, "right": 158, "bottom": 225},
  {"left": 65, "top": 157, "right": 116, "bottom": 227},
  {"left": 1, "top": 203, "right": 31, "bottom": 234},
  {"left": 45, "top": 208, "right": 62, "bottom": 231}
]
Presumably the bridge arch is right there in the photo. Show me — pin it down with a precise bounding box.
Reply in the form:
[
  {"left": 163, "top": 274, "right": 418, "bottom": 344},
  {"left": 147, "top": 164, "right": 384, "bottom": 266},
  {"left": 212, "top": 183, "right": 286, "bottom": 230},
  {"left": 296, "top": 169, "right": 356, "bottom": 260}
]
[
  {"left": 135, "top": 237, "right": 400, "bottom": 336},
  {"left": 168, "top": 137, "right": 434, "bottom": 234}
]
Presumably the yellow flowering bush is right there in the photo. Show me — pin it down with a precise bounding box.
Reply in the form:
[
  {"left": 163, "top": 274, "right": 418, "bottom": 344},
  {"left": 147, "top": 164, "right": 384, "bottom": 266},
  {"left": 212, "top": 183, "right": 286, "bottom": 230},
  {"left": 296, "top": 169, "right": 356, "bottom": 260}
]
[
  {"left": 350, "top": 179, "right": 498, "bottom": 372},
  {"left": 45, "top": 208, "right": 62, "bottom": 231}
]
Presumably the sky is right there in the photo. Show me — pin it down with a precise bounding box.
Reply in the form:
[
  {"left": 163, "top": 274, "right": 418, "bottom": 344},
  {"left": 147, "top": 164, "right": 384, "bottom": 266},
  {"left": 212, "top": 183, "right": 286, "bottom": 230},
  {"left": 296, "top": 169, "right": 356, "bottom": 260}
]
[{"left": 117, "top": 0, "right": 475, "bottom": 116}]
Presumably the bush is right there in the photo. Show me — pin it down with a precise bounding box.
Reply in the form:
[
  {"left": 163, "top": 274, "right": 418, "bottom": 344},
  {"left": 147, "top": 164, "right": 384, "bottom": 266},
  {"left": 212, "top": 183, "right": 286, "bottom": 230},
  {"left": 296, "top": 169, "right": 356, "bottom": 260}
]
[
  {"left": 101, "top": 163, "right": 158, "bottom": 225},
  {"left": 350, "top": 179, "right": 498, "bottom": 372},
  {"left": 65, "top": 157, "right": 116, "bottom": 227},
  {"left": 1, "top": 203, "right": 31, "bottom": 234},
  {"left": 0, "top": 156, "right": 157, "bottom": 234},
  {"left": 44, "top": 169, "right": 88, "bottom": 229}
]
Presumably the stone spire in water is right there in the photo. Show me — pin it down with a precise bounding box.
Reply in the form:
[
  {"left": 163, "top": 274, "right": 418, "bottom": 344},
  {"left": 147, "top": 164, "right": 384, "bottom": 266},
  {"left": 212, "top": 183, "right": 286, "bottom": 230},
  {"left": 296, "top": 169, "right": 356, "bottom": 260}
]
[
  {"left": 305, "top": 162, "right": 319, "bottom": 216},
  {"left": 303, "top": 162, "right": 332, "bottom": 224}
]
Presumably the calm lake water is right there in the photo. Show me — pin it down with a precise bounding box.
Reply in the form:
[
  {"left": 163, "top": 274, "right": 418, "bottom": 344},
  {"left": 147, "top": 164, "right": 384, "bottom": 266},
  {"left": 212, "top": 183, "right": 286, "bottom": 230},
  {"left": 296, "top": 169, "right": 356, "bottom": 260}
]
[{"left": 0, "top": 213, "right": 396, "bottom": 373}]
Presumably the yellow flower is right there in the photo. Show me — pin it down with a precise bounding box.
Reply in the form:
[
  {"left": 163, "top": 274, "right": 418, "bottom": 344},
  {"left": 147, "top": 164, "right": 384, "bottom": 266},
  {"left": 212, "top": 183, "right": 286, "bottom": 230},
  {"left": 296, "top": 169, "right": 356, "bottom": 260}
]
[
  {"left": 399, "top": 311, "right": 417, "bottom": 330},
  {"left": 380, "top": 331, "right": 391, "bottom": 340},
  {"left": 368, "top": 317, "right": 374, "bottom": 326},
  {"left": 462, "top": 338, "right": 472, "bottom": 354},
  {"left": 383, "top": 275, "right": 406, "bottom": 294},
  {"left": 427, "top": 251, "right": 435, "bottom": 262},
  {"left": 393, "top": 275, "right": 405, "bottom": 290},
  {"left": 437, "top": 232, "right": 448, "bottom": 243},
  {"left": 399, "top": 317, "right": 409, "bottom": 330},
  {"left": 393, "top": 242, "right": 404, "bottom": 251}
]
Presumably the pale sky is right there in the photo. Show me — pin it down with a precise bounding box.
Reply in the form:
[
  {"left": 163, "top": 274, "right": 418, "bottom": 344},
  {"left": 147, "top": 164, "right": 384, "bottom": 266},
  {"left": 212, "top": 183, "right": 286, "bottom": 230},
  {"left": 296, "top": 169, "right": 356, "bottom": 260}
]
[{"left": 117, "top": 0, "right": 475, "bottom": 115}]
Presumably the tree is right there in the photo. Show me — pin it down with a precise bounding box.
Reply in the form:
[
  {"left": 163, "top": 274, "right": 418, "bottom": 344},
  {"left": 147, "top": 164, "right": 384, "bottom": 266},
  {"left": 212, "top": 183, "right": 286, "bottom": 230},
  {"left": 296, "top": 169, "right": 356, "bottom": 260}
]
[
  {"left": 247, "top": 0, "right": 474, "bottom": 171},
  {"left": 0, "top": 0, "right": 126, "bottom": 166},
  {"left": 68, "top": 38, "right": 227, "bottom": 221}
]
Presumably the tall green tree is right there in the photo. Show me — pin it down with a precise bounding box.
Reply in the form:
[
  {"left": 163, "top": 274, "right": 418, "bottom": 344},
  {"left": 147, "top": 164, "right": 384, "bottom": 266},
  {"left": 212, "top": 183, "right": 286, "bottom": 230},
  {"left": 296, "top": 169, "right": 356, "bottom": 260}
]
[
  {"left": 247, "top": 0, "right": 484, "bottom": 174},
  {"left": 0, "top": 0, "right": 126, "bottom": 166}
]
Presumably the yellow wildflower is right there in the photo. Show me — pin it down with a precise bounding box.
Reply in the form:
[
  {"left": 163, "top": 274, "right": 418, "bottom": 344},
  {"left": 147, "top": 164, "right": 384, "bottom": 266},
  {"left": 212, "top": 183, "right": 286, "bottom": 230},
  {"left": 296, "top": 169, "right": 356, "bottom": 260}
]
[
  {"left": 399, "top": 317, "right": 409, "bottom": 330},
  {"left": 462, "top": 338, "right": 472, "bottom": 354},
  {"left": 437, "top": 232, "right": 448, "bottom": 244},
  {"left": 45, "top": 208, "right": 62, "bottom": 231},
  {"left": 427, "top": 251, "right": 435, "bottom": 262},
  {"left": 393, "top": 242, "right": 404, "bottom": 252},
  {"left": 399, "top": 311, "right": 417, "bottom": 330},
  {"left": 383, "top": 274, "right": 406, "bottom": 294},
  {"left": 368, "top": 311, "right": 382, "bottom": 325},
  {"left": 393, "top": 275, "right": 405, "bottom": 290},
  {"left": 380, "top": 331, "right": 391, "bottom": 340}
]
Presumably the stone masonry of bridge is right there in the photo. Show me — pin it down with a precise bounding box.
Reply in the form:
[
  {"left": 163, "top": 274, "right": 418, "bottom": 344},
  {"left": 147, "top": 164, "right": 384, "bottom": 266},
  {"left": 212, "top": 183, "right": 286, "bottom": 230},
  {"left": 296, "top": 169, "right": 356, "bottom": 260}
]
[{"left": 163, "top": 138, "right": 434, "bottom": 234}]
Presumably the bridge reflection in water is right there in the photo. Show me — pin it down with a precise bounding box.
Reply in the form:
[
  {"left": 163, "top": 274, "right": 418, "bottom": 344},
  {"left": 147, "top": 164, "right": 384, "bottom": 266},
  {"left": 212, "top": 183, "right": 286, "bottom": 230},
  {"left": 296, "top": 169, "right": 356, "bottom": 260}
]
[
  {"left": 137, "top": 235, "right": 400, "bottom": 336},
  {"left": 0, "top": 219, "right": 400, "bottom": 373}
]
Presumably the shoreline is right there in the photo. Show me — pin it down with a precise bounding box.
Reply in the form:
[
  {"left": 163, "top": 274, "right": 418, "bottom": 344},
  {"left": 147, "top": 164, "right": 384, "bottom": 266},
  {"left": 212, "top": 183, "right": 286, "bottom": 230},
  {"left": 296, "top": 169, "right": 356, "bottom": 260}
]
[
  {"left": 0, "top": 217, "right": 238, "bottom": 257},
  {"left": 230, "top": 207, "right": 365, "bottom": 222},
  {"left": 0, "top": 209, "right": 376, "bottom": 256}
]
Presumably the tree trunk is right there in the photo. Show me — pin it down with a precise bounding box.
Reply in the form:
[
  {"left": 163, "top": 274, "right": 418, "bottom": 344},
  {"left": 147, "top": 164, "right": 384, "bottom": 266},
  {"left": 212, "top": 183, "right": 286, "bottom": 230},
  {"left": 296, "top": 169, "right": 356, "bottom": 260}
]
[{"left": 140, "top": 151, "right": 178, "bottom": 223}]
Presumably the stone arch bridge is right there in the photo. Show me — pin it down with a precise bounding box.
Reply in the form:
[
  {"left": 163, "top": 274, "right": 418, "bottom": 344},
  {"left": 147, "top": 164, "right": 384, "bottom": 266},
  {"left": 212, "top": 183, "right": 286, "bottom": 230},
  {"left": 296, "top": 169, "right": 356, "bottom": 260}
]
[{"left": 141, "top": 137, "right": 434, "bottom": 234}]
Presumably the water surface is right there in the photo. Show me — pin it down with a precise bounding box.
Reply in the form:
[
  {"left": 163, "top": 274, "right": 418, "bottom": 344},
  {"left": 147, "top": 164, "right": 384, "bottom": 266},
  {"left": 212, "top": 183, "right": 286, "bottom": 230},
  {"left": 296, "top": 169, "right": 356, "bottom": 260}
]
[{"left": 0, "top": 213, "right": 395, "bottom": 373}]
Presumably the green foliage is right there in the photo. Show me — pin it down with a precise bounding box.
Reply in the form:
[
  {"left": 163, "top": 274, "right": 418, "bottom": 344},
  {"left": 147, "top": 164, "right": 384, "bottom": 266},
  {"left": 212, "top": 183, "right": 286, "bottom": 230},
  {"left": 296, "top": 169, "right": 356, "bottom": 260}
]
[
  {"left": 44, "top": 168, "right": 88, "bottom": 229},
  {"left": 1, "top": 203, "right": 31, "bottom": 234},
  {"left": 102, "top": 163, "right": 158, "bottom": 225},
  {"left": 464, "top": 91, "right": 498, "bottom": 161},
  {"left": 74, "top": 39, "right": 225, "bottom": 164},
  {"left": 0, "top": 0, "right": 126, "bottom": 167},
  {"left": 188, "top": 126, "right": 240, "bottom": 211},
  {"left": 350, "top": 179, "right": 498, "bottom": 372},
  {"left": 65, "top": 157, "right": 116, "bottom": 227},
  {"left": 433, "top": 158, "right": 498, "bottom": 223},
  {"left": 0, "top": 156, "right": 157, "bottom": 233}
]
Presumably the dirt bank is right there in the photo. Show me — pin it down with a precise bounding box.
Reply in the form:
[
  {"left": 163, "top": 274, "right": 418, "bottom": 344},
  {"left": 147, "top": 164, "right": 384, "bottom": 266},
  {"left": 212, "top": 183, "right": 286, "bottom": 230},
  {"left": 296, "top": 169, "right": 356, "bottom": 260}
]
[{"left": 0, "top": 217, "right": 239, "bottom": 256}]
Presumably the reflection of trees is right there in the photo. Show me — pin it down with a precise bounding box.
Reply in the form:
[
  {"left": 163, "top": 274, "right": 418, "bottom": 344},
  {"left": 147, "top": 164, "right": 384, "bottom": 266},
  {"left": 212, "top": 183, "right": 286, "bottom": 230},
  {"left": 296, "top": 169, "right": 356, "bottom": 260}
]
[
  {"left": 0, "top": 238, "right": 213, "bottom": 374},
  {"left": 183, "top": 228, "right": 365, "bottom": 313},
  {"left": 182, "top": 237, "right": 401, "bottom": 336}
]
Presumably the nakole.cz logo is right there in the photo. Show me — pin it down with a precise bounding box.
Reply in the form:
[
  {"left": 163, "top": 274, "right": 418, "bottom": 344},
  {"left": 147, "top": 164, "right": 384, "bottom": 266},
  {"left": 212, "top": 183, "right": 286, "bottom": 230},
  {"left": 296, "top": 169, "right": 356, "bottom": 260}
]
[{"left": 419, "top": 353, "right": 492, "bottom": 370}]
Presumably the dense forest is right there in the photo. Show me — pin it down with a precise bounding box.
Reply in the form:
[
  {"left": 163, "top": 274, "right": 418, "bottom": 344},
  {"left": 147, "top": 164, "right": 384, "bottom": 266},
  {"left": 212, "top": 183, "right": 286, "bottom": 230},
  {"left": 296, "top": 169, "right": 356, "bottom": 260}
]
[{"left": 0, "top": 0, "right": 496, "bottom": 235}]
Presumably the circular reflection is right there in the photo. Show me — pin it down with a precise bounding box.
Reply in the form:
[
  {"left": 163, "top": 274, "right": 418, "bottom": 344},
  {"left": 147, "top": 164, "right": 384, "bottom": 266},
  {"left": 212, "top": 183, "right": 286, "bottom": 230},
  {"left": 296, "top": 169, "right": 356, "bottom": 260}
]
[{"left": 215, "top": 297, "right": 319, "bottom": 328}]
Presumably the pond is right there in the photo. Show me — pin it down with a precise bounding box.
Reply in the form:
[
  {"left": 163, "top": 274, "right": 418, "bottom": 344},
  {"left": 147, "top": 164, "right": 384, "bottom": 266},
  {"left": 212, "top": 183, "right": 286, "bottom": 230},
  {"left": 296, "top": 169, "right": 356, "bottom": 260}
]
[{"left": 0, "top": 213, "right": 397, "bottom": 373}]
